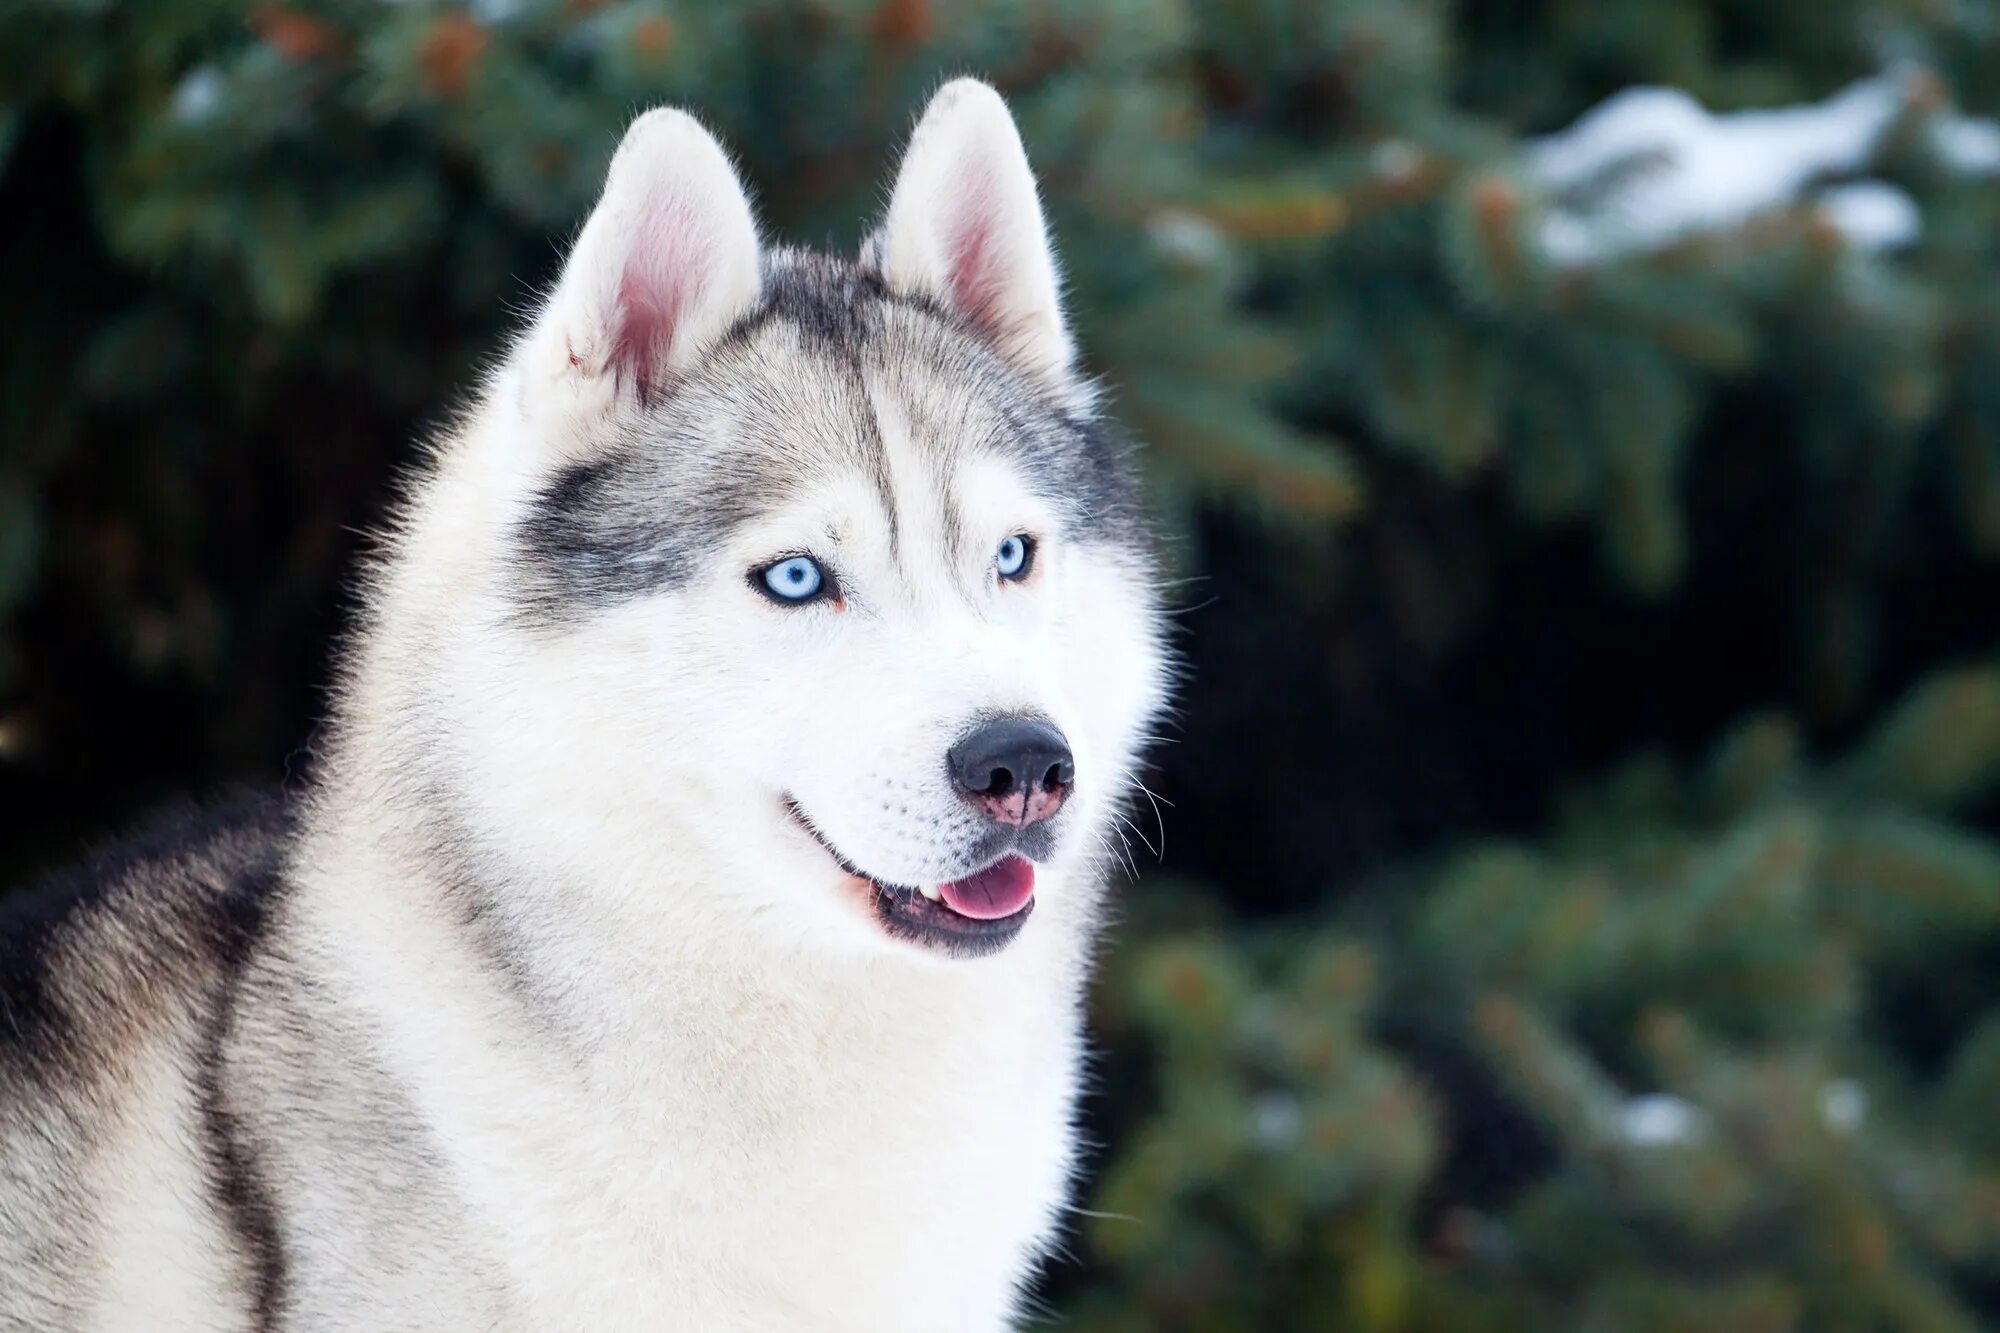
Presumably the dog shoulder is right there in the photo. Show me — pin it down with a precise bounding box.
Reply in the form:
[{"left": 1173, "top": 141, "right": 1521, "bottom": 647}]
[{"left": 0, "top": 792, "right": 296, "bottom": 1090}]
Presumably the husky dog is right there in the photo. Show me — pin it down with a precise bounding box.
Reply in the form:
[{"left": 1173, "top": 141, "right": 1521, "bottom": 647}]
[{"left": 0, "top": 80, "right": 1169, "bottom": 1330}]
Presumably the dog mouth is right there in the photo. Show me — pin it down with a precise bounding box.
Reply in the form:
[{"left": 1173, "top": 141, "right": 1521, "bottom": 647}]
[{"left": 783, "top": 799, "right": 1035, "bottom": 957}]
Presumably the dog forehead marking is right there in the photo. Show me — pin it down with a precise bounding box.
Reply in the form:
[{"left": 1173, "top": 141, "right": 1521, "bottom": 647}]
[
  {"left": 510, "top": 249, "right": 1138, "bottom": 624},
  {"left": 864, "top": 360, "right": 980, "bottom": 592}
]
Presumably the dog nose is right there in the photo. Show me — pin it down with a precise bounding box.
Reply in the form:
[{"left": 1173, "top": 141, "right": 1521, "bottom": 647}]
[{"left": 948, "top": 717, "right": 1074, "bottom": 827}]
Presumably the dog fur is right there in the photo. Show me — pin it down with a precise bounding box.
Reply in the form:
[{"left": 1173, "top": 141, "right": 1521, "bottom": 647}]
[{"left": 0, "top": 79, "right": 1169, "bottom": 1331}]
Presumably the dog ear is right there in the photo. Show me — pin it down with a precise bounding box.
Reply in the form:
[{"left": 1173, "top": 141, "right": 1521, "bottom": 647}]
[
  {"left": 522, "top": 108, "right": 761, "bottom": 433},
  {"left": 870, "top": 79, "right": 1076, "bottom": 394}
]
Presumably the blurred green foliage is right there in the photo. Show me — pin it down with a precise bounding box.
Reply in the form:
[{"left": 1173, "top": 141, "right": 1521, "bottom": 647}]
[
  {"left": 1077, "top": 662, "right": 2000, "bottom": 1330},
  {"left": 3, "top": 0, "right": 1999, "bottom": 1327}
]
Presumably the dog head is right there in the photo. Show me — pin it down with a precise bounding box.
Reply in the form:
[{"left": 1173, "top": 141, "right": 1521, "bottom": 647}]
[{"left": 390, "top": 82, "right": 1169, "bottom": 961}]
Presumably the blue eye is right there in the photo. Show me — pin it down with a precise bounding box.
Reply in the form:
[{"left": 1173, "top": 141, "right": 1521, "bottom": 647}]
[
  {"left": 758, "top": 555, "right": 826, "bottom": 603},
  {"left": 996, "top": 534, "right": 1033, "bottom": 581}
]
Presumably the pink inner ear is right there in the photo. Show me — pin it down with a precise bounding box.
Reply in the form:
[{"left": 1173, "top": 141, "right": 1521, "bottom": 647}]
[
  {"left": 610, "top": 195, "right": 699, "bottom": 402},
  {"left": 941, "top": 162, "right": 1009, "bottom": 337}
]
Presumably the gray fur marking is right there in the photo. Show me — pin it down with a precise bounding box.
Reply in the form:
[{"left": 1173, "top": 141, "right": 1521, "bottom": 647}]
[{"left": 511, "top": 249, "right": 1143, "bottom": 625}]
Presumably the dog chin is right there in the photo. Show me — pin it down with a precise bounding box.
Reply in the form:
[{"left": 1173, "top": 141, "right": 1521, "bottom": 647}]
[{"left": 781, "top": 799, "right": 1037, "bottom": 959}]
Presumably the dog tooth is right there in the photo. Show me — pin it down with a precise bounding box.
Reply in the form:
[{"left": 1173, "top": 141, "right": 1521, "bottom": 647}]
[{"left": 919, "top": 883, "right": 943, "bottom": 902}]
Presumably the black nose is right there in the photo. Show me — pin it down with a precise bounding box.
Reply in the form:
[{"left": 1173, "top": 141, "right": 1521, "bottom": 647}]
[{"left": 948, "top": 717, "right": 1074, "bottom": 825}]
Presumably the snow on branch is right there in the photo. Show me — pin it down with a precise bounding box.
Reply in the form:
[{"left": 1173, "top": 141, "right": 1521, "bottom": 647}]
[{"left": 1528, "top": 73, "right": 2000, "bottom": 265}]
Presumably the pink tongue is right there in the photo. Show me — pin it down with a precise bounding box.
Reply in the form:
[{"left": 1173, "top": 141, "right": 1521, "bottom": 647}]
[{"left": 938, "top": 856, "right": 1036, "bottom": 921}]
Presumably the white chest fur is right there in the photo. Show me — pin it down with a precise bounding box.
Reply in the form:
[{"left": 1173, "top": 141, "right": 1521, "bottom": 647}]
[{"left": 296, "top": 857, "right": 1088, "bottom": 1332}]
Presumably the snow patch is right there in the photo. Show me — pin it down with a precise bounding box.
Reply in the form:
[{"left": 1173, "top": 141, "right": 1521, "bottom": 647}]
[
  {"left": 1147, "top": 209, "right": 1227, "bottom": 268},
  {"left": 1618, "top": 1093, "right": 1705, "bottom": 1147},
  {"left": 1371, "top": 139, "right": 1425, "bottom": 183},
  {"left": 171, "top": 66, "right": 224, "bottom": 125},
  {"left": 1529, "top": 73, "right": 2000, "bottom": 263},
  {"left": 1251, "top": 1092, "right": 1302, "bottom": 1148},
  {"left": 1820, "top": 1078, "right": 1868, "bottom": 1133},
  {"left": 1818, "top": 181, "right": 1922, "bottom": 250},
  {"left": 1936, "top": 115, "right": 2000, "bottom": 173}
]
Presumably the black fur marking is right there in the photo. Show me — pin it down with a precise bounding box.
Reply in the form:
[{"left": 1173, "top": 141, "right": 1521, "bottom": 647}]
[
  {"left": 0, "top": 794, "right": 290, "bottom": 1077},
  {"left": 0, "top": 869, "right": 80, "bottom": 1065},
  {"left": 513, "top": 451, "right": 678, "bottom": 611},
  {"left": 1051, "top": 411, "right": 1148, "bottom": 547},
  {"left": 0, "top": 795, "right": 293, "bottom": 1326},
  {"left": 845, "top": 356, "right": 902, "bottom": 569},
  {"left": 511, "top": 438, "right": 781, "bottom": 624},
  {"left": 758, "top": 257, "right": 893, "bottom": 349},
  {"left": 193, "top": 863, "right": 290, "bottom": 1331}
]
